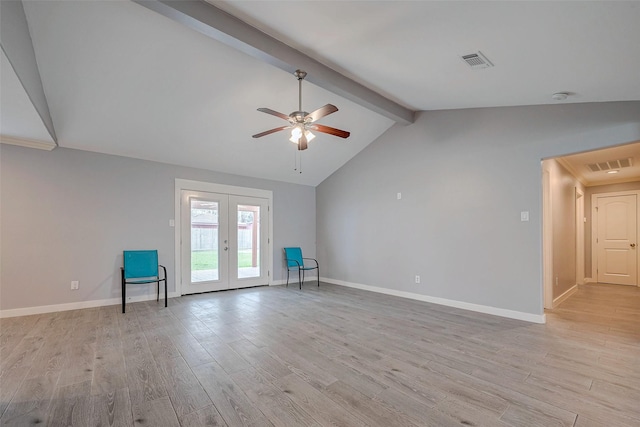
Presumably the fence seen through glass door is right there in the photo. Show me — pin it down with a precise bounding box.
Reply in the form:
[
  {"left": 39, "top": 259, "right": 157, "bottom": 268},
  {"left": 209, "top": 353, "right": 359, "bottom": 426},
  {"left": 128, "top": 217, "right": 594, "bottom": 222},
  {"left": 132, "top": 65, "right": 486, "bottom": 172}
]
[
  {"left": 237, "top": 204, "right": 261, "bottom": 279},
  {"left": 190, "top": 198, "right": 220, "bottom": 283}
]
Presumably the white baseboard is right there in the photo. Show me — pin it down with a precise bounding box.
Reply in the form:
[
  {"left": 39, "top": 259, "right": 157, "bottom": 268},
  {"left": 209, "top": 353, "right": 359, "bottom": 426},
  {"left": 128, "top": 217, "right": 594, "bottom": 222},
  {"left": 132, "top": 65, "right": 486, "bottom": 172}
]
[
  {"left": 583, "top": 277, "right": 593, "bottom": 284},
  {"left": 0, "top": 292, "right": 180, "bottom": 318},
  {"left": 2, "top": 278, "right": 546, "bottom": 324},
  {"left": 553, "top": 284, "right": 578, "bottom": 308},
  {"left": 321, "top": 277, "right": 546, "bottom": 324}
]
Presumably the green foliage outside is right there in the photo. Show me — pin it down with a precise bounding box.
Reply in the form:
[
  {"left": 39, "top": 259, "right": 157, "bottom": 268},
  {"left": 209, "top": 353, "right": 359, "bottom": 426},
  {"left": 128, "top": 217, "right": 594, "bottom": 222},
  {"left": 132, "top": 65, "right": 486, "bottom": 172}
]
[{"left": 191, "top": 250, "right": 255, "bottom": 270}]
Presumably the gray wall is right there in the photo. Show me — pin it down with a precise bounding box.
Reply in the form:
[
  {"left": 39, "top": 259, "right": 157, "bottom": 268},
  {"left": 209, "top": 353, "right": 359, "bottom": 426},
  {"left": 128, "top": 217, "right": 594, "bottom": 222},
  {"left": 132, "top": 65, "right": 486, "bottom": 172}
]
[
  {"left": 0, "top": 145, "right": 316, "bottom": 311},
  {"left": 584, "top": 180, "right": 640, "bottom": 275},
  {"left": 317, "top": 102, "right": 640, "bottom": 316}
]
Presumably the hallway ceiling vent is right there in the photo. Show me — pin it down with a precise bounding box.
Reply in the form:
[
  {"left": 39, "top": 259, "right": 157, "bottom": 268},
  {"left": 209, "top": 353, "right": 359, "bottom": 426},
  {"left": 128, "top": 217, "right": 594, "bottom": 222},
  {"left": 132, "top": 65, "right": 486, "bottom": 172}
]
[
  {"left": 586, "top": 157, "right": 633, "bottom": 172},
  {"left": 460, "top": 51, "right": 494, "bottom": 69}
]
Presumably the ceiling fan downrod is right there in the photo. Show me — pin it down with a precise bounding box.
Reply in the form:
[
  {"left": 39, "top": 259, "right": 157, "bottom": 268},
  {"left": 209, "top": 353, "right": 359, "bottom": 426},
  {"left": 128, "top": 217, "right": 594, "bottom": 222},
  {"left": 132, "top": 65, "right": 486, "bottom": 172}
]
[{"left": 294, "top": 69, "right": 307, "bottom": 113}]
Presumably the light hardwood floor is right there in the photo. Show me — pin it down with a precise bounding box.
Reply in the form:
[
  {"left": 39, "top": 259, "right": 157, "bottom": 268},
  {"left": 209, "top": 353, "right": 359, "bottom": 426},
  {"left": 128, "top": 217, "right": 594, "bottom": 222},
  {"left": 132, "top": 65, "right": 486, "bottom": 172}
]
[{"left": 1, "top": 282, "right": 638, "bottom": 426}]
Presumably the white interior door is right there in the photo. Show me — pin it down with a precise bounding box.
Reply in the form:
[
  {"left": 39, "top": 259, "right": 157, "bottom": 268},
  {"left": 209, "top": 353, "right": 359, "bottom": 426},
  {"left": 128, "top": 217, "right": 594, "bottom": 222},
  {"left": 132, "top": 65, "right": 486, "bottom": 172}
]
[
  {"left": 181, "top": 190, "right": 269, "bottom": 294},
  {"left": 596, "top": 194, "right": 637, "bottom": 285}
]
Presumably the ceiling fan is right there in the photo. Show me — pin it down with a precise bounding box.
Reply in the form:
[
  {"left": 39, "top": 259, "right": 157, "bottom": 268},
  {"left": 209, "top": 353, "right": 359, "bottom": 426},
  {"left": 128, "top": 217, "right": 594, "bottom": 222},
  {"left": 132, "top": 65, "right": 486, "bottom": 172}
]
[{"left": 252, "top": 70, "right": 350, "bottom": 150}]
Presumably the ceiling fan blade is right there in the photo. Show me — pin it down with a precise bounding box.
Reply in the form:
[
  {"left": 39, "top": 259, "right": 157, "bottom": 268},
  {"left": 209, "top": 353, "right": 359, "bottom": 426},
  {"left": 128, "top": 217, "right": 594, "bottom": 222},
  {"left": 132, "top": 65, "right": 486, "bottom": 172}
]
[
  {"left": 311, "top": 124, "right": 351, "bottom": 139},
  {"left": 257, "top": 108, "right": 291, "bottom": 121},
  {"left": 252, "top": 126, "right": 290, "bottom": 138},
  {"left": 305, "top": 104, "right": 338, "bottom": 122},
  {"left": 298, "top": 133, "right": 308, "bottom": 150}
]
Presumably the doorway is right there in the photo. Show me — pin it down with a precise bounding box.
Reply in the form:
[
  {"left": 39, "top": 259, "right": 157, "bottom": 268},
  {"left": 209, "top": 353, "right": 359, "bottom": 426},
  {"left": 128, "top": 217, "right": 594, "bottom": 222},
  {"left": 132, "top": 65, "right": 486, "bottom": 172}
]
[
  {"left": 543, "top": 142, "right": 640, "bottom": 309},
  {"left": 175, "top": 180, "right": 273, "bottom": 295}
]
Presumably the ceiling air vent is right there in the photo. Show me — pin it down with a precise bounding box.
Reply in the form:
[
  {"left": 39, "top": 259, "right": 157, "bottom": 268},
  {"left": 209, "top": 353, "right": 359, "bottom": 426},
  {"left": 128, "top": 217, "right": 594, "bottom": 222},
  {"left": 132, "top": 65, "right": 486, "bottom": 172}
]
[
  {"left": 460, "top": 51, "right": 494, "bottom": 69},
  {"left": 587, "top": 158, "right": 633, "bottom": 172}
]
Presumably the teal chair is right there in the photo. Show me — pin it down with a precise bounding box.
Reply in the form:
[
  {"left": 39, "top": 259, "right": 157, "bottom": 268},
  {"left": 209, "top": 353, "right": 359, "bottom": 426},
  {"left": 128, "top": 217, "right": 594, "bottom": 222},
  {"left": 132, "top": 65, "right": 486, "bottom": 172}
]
[
  {"left": 121, "top": 250, "right": 167, "bottom": 313},
  {"left": 284, "top": 247, "right": 319, "bottom": 289}
]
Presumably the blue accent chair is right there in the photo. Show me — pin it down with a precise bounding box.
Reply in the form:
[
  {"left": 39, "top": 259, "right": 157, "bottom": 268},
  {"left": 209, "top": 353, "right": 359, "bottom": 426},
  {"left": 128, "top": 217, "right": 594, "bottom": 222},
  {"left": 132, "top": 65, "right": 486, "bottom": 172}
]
[
  {"left": 121, "top": 250, "right": 167, "bottom": 313},
  {"left": 284, "top": 247, "right": 319, "bottom": 289}
]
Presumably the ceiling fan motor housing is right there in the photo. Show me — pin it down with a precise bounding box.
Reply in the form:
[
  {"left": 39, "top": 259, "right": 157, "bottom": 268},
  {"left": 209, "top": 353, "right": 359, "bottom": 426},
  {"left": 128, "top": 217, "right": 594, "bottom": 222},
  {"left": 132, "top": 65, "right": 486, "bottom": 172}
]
[{"left": 289, "top": 111, "right": 310, "bottom": 124}]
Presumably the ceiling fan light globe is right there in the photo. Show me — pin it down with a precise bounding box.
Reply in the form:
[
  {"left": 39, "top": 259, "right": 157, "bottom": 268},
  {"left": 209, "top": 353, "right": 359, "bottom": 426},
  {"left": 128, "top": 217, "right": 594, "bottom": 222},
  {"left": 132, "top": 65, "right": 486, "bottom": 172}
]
[
  {"left": 290, "top": 127, "right": 302, "bottom": 143},
  {"left": 305, "top": 131, "right": 315, "bottom": 142}
]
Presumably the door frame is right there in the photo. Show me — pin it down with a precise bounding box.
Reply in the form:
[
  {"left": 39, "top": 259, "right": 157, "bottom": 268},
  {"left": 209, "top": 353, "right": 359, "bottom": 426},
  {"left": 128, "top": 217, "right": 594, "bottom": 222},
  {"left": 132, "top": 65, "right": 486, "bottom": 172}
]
[
  {"left": 591, "top": 189, "right": 640, "bottom": 286},
  {"left": 542, "top": 164, "right": 554, "bottom": 309},
  {"left": 174, "top": 179, "right": 273, "bottom": 296},
  {"left": 575, "top": 188, "right": 585, "bottom": 286}
]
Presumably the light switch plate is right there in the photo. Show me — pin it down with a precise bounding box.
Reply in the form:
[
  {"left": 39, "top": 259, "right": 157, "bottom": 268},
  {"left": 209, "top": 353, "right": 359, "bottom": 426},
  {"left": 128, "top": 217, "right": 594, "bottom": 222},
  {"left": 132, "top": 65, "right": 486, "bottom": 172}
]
[{"left": 520, "top": 211, "right": 529, "bottom": 222}]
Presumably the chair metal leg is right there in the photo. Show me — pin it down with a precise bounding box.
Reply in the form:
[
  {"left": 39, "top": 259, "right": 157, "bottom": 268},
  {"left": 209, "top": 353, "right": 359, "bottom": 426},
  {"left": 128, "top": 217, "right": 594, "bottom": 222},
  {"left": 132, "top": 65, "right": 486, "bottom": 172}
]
[
  {"left": 121, "top": 269, "right": 126, "bottom": 313},
  {"left": 286, "top": 269, "right": 290, "bottom": 287},
  {"left": 317, "top": 266, "right": 320, "bottom": 287},
  {"left": 299, "top": 269, "right": 302, "bottom": 289},
  {"left": 160, "top": 265, "right": 167, "bottom": 308}
]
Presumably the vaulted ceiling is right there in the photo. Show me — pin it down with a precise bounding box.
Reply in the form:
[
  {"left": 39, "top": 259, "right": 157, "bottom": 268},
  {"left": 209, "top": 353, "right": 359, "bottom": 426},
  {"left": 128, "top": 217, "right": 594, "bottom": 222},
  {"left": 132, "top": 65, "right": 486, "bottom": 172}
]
[{"left": 2, "top": 1, "right": 640, "bottom": 186}]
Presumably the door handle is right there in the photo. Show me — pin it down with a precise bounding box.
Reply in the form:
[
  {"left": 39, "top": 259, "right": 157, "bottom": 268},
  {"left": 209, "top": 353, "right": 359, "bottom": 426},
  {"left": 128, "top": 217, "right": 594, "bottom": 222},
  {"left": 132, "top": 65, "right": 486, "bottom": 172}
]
[
  {"left": 224, "top": 247, "right": 228, "bottom": 251},
  {"left": 631, "top": 243, "right": 637, "bottom": 248}
]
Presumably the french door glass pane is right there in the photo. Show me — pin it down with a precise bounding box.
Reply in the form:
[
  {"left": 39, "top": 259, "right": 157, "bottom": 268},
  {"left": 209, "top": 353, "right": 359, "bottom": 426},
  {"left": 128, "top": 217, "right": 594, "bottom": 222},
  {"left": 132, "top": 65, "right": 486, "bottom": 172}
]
[
  {"left": 237, "top": 205, "right": 260, "bottom": 278},
  {"left": 191, "top": 199, "right": 219, "bottom": 282}
]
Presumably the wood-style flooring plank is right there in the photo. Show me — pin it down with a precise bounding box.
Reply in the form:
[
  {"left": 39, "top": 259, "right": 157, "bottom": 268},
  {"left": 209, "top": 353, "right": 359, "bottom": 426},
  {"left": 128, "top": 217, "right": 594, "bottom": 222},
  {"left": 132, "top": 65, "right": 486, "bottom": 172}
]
[
  {"left": 191, "top": 360, "right": 273, "bottom": 427},
  {"left": 46, "top": 380, "right": 93, "bottom": 427},
  {"left": 272, "top": 373, "right": 368, "bottom": 427},
  {"left": 323, "top": 380, "right": 419, "bottom": 427},
  {"left": 89, "top": 387, "right": 133, "bottom": 427},
  {"left": 230, "top": 368, "right": 322, "bottom": 427},
  {"left": 178, "top": 405, "right": 228, "bottom": 427},
  {"left": 0, "top": 282, "right": 638, "bottom": 426},
  {"left": 154, "top": 355, "right": 212, "bottom": 418},
  {"left": 131, "top": 396, "right": 180, "bottom": 427},
  {"left": 0, "top": 370, "right": 60, "bottom": 426}
]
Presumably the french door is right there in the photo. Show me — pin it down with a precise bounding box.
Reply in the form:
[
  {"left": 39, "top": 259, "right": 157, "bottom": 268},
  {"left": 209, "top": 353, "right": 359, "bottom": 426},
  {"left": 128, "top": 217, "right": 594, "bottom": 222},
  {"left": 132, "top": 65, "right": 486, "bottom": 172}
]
[{"left": 181, "top": 190, "right": 269, "bottom": 294}]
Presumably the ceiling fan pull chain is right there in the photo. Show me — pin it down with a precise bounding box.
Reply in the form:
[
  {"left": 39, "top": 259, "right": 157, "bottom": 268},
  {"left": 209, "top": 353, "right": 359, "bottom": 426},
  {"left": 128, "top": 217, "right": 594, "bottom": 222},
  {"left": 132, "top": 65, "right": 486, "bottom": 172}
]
[{"left": 293, "top": 148, "right": 302, "bottom": 174}]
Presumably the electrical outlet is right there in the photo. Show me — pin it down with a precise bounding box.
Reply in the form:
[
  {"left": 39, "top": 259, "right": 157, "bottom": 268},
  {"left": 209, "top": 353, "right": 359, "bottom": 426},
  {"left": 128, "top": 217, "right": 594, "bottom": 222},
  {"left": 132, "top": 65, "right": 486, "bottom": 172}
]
[
  {"left": 415, "top": 275, "right": 421, "bottom": 284},
  {"left": 71, "top": 281, "right": 79, "bottom": 290}
]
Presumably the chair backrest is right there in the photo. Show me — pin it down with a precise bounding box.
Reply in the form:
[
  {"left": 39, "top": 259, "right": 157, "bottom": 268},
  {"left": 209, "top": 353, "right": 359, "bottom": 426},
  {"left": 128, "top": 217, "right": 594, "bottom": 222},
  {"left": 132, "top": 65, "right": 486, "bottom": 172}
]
[
  {"left": 284, "top": 247, "right": 303, "bottom": 268},
  {"left": 124, "top": 250, "right": 159, "bottom": 278}
]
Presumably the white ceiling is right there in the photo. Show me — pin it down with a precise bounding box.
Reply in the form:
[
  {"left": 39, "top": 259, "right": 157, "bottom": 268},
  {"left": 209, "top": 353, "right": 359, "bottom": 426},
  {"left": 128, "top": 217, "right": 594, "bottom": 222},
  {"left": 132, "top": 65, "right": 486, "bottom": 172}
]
[
  {"left": 2, "top": 1, "right": 640, "bottom": 186},
  {"left": 1, "top": 50, "right": 53, "bottom": 144}
]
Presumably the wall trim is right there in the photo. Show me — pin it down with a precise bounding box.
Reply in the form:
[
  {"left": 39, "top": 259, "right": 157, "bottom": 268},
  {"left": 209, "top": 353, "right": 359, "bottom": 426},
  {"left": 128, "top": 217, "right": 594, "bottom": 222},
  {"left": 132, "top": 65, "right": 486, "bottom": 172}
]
[
  {"left": 584, "top": 277, "right": 593, "bottom": 283},
  {"left": 553, "top": 284, "right": 578, "bottom": 308},
  {"left": 0, "top": 292, "right": 180, "bottom": 319},
  {"left": 322, "top": 277, "right": 546, "bottom": 324},
  {"left": 542, "top": 162, "right": 554, "bottom": 310},
  {"left": 1, "top": 135, "right": 56, "bottom": 150},
  {"left": 556, "top": 157, "right": 588, "bottom": 186}
]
